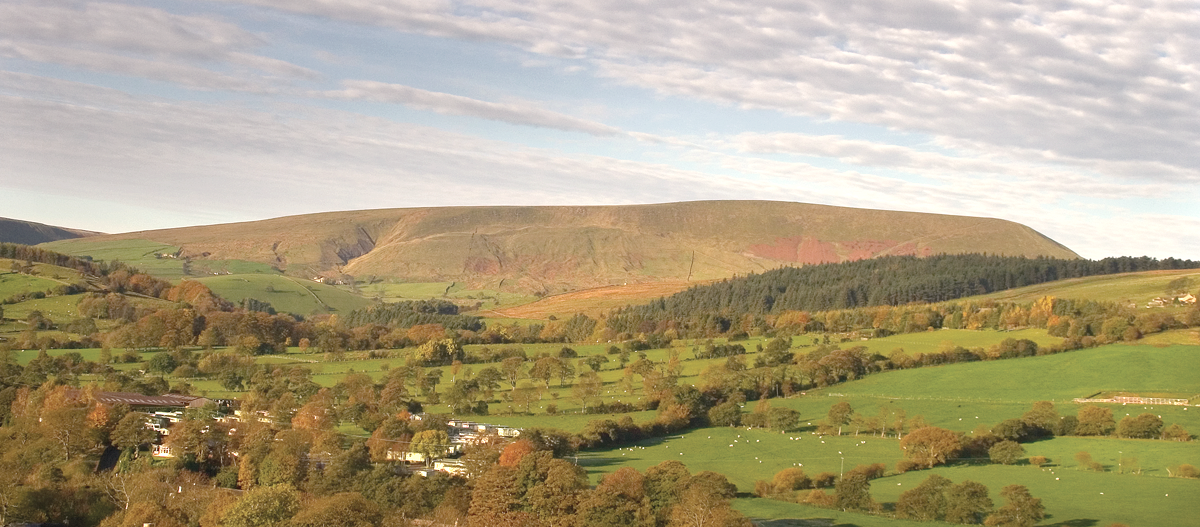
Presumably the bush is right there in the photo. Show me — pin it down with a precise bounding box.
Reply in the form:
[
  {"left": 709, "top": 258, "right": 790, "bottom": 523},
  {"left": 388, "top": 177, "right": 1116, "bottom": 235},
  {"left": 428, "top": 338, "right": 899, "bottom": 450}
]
[
  {"left": 811, "top": 472, "right": 838, "bottom": 488},
  {"left": 707, "top": 401, "right": 742, "bottom": 427},
  {"left": 1029, "top": 456, "right": 1048, "bottom": 467},
  {"left": 896, "top": 459, "right": 921, "bottom": 474},
  {"left": 1176, "top": 464, "right": 1199, "bottom": 478},
  {"left": 988, "top": 440, "right": 1025, "bottom": 465}
]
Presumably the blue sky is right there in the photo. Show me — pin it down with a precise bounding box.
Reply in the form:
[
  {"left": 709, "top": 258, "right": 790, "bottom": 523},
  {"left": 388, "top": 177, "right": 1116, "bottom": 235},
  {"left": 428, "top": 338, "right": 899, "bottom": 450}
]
[{"left": 1, "top": 0, "right": 1198, "bottom": 259}]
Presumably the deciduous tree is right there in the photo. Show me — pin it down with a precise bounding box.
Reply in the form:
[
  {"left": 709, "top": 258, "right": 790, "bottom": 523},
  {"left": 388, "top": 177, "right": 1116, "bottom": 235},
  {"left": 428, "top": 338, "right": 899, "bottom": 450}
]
[
  {"left": 983, "top": 485, "right": 1043, "bottom": 527},
  {"left": 900, "top": 426, "right": 962, "bottom": 468}
]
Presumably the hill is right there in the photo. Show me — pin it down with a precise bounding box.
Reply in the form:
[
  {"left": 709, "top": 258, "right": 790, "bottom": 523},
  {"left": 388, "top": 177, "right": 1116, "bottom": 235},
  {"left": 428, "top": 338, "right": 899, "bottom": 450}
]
[
  {"left": 0, "top": 217, "right": 100, "bottom": 245},
  {"left": 42, "top": 201, "right": 1079, "bottom": 294}
]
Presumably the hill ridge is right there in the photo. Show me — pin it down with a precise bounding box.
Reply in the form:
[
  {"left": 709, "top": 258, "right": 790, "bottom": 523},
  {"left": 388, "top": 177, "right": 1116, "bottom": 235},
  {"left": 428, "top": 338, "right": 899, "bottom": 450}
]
[
  {"left": 42, "top": 201, "right": 1079, "bottom": 294},
  {"left": 0, "top": 217, "right": 102, "bottom": 245}
]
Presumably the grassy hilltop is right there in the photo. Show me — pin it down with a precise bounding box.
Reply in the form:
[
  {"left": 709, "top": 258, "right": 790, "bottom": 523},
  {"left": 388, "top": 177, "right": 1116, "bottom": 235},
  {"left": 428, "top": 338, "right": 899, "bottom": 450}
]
[{"left": 42, "top": 201, "right": 1079, "bottom": 296}]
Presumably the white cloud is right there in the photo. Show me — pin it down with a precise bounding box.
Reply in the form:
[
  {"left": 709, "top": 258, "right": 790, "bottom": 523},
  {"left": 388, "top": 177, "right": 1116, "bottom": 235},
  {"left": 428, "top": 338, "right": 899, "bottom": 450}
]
[
  {"left": 320, "top": 80, "right": 623, "bottom": 136},
  {"left": 0, "top": 1, "right": 316, "bottom": 89},
  {"left": 220, "top": 0, "right": 1200, "bottom": 181}
]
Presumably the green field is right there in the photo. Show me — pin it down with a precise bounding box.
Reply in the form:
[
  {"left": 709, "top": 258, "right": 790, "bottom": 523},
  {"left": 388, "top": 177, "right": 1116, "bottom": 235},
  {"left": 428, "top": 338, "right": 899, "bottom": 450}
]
[
  {"left": 828, "top": 344, "right": 1200, "bottom": 403},
  {"left": 351, "top": 280, "right": 537, "bottom": 310},
  {"left": 40, "top": 238, "right": 280, "bottom": 281},
  {"left": 574, "top": 343, "right": 1200, "bottom": 527},
  {"left": 969, "top": 268, "right": 1200, "bottom": 308},
  {"left": 41, "top": 238, "right": 187, "bottom": 279},
  {"left": 197, "top": 274, "right": 373, "bottom": 316}
]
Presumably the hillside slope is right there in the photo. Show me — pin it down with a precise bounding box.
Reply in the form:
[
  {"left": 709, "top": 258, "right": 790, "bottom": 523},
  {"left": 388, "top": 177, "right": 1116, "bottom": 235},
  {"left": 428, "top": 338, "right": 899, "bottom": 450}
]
[
  {"left": 0, "top": 217, "right": 100, "bottom": 245},
  {"left": 47, "top": 201, "right": 1078, "bottom": 293}
]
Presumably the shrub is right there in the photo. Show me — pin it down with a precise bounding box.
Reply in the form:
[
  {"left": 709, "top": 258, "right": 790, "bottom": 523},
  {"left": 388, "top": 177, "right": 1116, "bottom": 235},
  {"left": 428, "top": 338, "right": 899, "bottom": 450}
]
[
  {"left": 988, "top": 440, "right": 1025, "bottom": 465},
  {"left": 811, "top": 472, "right": 838, "bottom": 488},
  {"left": 1029, "top": 456, "right": 1048, "bottom": 467},
  {"left": 896, "top": 459, "right": 921, "bottom": 474},
  {"left": 1176, "top": 464, "right": 1199, "bottom": 478}
]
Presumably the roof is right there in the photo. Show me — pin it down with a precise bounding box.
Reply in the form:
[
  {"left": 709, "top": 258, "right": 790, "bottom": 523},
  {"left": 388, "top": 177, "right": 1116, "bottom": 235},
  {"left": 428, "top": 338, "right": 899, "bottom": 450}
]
[{"left": 93, "top": 391, "right": 210, "bottom": 408}]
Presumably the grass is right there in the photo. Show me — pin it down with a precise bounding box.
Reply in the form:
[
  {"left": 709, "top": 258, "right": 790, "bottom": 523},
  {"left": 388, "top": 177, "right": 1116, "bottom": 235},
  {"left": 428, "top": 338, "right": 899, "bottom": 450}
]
[
  {"left": 967, "top": 268, "right": 1200, "bottom": 309},
  {"left": 41, "top": 238, "right": 187, "bottom": 279},
  {"left": 0, "top": 271, "right": 70, "bottom": 299},
  {"left": 494, "top": 281, "right": 700, "bottom": 319},
  {"left": 832, "top": 328, "right": 1063, "bottom": 356},
  {"left": 351, "top": 281, "right": 537, "bottom": 311},
  {"left": 578, "top": 421, "right": 1200, "bottom": 527},
  {"left": 826, "top": 344, "right": 1200, "bottom": 404},
  {"left": 196, "top": 274, "right": 373, "bottom": 316}
]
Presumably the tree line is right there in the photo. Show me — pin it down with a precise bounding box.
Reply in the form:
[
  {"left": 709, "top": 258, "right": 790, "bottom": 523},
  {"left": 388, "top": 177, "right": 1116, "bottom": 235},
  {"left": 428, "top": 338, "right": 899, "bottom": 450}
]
[{"left": 607, "top": 254, "right": 1200, "bottom": 334}]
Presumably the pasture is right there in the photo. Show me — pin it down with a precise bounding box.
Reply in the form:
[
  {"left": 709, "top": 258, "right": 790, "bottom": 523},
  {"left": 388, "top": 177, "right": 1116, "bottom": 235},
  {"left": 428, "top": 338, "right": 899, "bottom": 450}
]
[
  {"left": 196, "top": 274, "right": 372, "bottom": 315},
  {"left": 41, "top": 238, "right": 187, "bottom": 279},
  {"left": 495, "top": 280, "right": 700, "bottom": 319},
  {"left": 968, "top": 268, "right": 1200, "bottom": 309},
  {"left": 349, "top": 281, "right": 536, "bottom": 310}
]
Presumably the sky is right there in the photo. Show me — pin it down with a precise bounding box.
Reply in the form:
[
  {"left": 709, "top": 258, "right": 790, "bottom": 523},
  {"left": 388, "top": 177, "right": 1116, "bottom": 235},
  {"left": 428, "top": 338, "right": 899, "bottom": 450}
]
[{"left": 1, "top": 0, "right": 1198, "bottom": 260}]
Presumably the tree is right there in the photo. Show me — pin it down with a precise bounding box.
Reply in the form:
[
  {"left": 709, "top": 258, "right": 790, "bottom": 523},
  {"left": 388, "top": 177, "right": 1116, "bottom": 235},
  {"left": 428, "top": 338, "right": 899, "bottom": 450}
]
[
  {"left": 529, "top": 357, "right": 561, "bottom": 389},
  {"left": 668, "top": 484, "right": 752, "bottom": 527},
  {"left": 501, "top": 356, "right": 525, "bottom": 390},
  {"left": 111, "top": 412, "right": 157, "bottom": 451},
  {"left": 827, "top": 402, "right": 854, "bottom": 435},
  {"left": 220, "top": 484, "right": 300, "bottom": 527},
  {"left": 584, "top": 354, "right": 610, "bottom": 372},
  {"left": 900, "top": 426, "right": 962, "bottom": 468},
  {"left": 288, "top": 492, "right": 382, "bottom": 527},
  {"left": 984, "top": 485, "right": 1043, "bottom": 527},
  {"left": 411, "top": 429, "right": 451, "bottom": 466},
  {"left": 707, "top": 401, "right": 742, "bottom": 427},
  {"left": 896, "top": 474, "right": 951, "bottom": 521},
  {"left": 1162, "top": 423, "right": 1191, "bottom": 441},
  {"left": 573, "top": 371, "right": 604, "bottom": 412},
  {"left": 945, "top": 480, "right": 992, "bottom": 524},
  {"left": 988, "top": 440, "right": 1025, "bottom": 465},
  {"left": 1116, "top": 413, "right": 1163, "bottom": 439},
  {"left": 834, "top": 472, "right": 874, "bottom": 512},
  {"left": 767, "top": 407, "right": 800, "bottom": 432},
  {"left": 498, "top": 439, "right": 536, "bottom": 467},
  {"left": 1075, "top": 405, "right": 1115, "bottom": 436},
  {"left": 645, "top": 460, "right": 692, "bottom": 523},
  {"left": 580, "top": 467, "right": 654, "bottom": 527}
]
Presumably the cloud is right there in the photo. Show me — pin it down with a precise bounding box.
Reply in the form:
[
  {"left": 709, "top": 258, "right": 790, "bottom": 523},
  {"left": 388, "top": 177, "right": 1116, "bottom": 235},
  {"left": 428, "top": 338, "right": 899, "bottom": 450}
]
[
  {"left": 321, "top": 80, "right": 623, "bottom": 136},
  {"left": 219, "top": 0, "right": 1200, "bottom": 182},
  {"left": 0, "top": 1, "right": 316, "bottom": 89}
]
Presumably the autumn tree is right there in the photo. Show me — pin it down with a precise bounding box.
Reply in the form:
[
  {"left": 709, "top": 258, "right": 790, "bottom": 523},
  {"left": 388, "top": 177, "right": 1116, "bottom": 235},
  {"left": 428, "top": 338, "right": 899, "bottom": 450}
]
[
  {"left": 827, "top": 401, "right": 854, "bottom": 435},
  {"left": 288, "top": 492, "right": 382, "bottom": 527},
  {"left": 900, "top": 426, "right": 962, "bottom": 468},
  {"left": 945, "top": 480, "right": 993, "bottom": 524},
  {"left": 984, "top": 485, "right": 1044, "bottom": 527},
  {"left": 220, "top": 484, "right": 300, "bottom": 527},
  {"left": 579, "top": 466, "right": 654, "bottom": 527},
  {"left": 834, "top": 472, "right": 874, "bottom": 512},
  {"left": 574, "top": 370, "right": 604, "bottom": 412},
  {"left": 668, "top": 483, "right": 753, "bottom": 527},
  {"left": 1075, "top": 405, "right": 1115, "bottom": 436},
  {"left": 896, "top": 474, "right": 951, "bottom": 521},
  {"left": 1116, "top": 413, "right": 1163, "bottom": 439},
  {"left": 1162, "top": 423, "right": 1191, "bottom": 441}
]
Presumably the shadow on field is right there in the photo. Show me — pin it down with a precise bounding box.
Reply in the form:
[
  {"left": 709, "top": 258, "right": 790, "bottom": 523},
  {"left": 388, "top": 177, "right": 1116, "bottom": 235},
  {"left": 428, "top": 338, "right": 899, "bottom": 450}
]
[
  {"left": 753, "top": 519, "right": 859, "bottom": 527},
  {"left": 1041, "top": 520, "right": 1099, "bottom": 527},
  {"left": 574, "top": 456, "right": 627, "bottom": 469}
]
